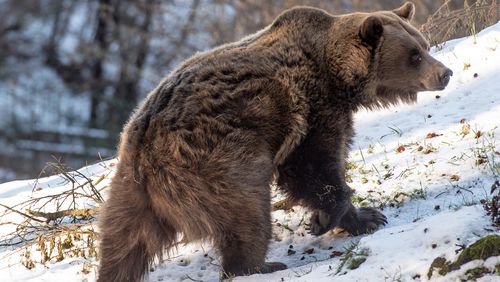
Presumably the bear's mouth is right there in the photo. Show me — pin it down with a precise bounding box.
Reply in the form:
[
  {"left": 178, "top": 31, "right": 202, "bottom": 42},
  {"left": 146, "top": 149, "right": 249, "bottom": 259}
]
[
  {"left": 426, "top": 84, "right": 446, "bottom": 91},
  {"left": 420, "top": 80, "right": 451, "bottom": 92},
  {"left": 427, "top": 83, "right": 449, "bottom": 91}
]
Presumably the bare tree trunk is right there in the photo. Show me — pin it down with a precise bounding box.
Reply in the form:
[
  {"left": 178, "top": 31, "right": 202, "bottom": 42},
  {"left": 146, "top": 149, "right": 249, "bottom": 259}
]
[
  {"left": 159, "top": 0, "right": 201, "bottom": 69},
  {"left": 44, "top": 1, "right": 86, "bottom": 86},
  {"left": 89, "top": 0, "right": 112, "bottom": 129},
  {"left": 106, "top": 0, "right": 155, "bottom": 136}
]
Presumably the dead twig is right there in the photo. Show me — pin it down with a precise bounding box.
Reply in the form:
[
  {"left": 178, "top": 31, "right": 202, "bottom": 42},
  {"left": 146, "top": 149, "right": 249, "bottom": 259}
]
[{"left": 27, "top": 208, "right": 99, "bottom": 222}]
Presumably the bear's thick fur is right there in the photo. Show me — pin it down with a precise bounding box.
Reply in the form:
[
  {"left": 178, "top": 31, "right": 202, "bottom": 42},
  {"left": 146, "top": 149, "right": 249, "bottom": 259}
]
[{"left": 97, "top": 2, "right": 452, "bottom": 281}]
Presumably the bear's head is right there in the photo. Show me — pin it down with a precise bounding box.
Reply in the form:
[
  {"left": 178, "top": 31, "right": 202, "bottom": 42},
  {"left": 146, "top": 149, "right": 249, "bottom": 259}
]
[
  {"left": 315, "top": 2, "right": 453, "bottom": 108},
  {"left": 360, "top": 2, "right": 452, "bottom": 106}
]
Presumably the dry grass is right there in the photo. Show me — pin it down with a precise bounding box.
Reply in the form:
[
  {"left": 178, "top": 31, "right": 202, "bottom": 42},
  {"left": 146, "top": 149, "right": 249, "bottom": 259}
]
[{"left": 420, "top": 0, "right": 499, "bottom": 48}]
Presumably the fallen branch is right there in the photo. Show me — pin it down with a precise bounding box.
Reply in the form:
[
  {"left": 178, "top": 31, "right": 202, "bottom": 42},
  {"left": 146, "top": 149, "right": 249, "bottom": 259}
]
[{"left": 27, "top": 208, "right": 99, "bottom": 222}]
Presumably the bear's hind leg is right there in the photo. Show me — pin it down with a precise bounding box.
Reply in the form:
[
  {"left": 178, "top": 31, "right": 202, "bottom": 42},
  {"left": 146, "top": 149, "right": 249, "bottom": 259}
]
[
  {"left": 199, "top": 130, "right": 287, "bottom": 277},
  {"left": 215, "top": 200, "right": 286, "bottom": 277}
]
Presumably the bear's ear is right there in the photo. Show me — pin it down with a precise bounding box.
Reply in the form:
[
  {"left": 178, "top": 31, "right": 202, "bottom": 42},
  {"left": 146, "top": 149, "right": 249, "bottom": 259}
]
[
  {"left": 392, "top": 2, "right": 415, "bottom": 21},
  {"left": 360, "top": 15, "right": 384, "bottom": 47}
]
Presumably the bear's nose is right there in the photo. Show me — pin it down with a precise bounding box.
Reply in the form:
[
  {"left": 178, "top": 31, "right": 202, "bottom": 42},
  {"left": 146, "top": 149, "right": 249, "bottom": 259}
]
[{"left": 440, "top": 68, "right": 453, "bottom": 87}]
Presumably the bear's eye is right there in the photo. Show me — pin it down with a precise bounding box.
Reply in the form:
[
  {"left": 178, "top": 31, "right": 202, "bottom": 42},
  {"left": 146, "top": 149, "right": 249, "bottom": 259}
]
[{"left": 410, "top": 50, "right": 422, "bottom": 66}]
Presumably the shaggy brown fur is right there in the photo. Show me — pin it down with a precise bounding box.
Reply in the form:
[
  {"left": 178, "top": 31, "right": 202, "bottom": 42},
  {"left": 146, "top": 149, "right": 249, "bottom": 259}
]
[{"left": 97, "top": 2, "right": 452, "bottom": 281}]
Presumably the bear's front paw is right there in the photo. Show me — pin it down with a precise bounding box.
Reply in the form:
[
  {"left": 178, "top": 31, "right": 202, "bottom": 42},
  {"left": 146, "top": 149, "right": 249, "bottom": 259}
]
[
  {"left": 351, "top": 207, "right": 387, "bottom": 235},
  {"left": 308, "top": 210, "right": 334, "bottom": 236}
]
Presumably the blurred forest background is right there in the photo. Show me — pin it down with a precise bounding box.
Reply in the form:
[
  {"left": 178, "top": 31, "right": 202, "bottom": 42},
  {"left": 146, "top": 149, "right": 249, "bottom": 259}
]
[{"left": 0, "top": 0, "right": 498, "bottom": 182}]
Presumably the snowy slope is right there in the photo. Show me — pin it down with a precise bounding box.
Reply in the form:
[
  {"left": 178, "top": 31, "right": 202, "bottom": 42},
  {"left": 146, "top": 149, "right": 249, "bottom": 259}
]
[{"left": 1, "top": 23, "right": 500, "bottom": 282}]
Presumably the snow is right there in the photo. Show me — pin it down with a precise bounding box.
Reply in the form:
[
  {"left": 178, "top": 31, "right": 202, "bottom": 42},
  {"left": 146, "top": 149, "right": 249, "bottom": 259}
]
[{"left": 1, "top": 22, "right": 500, "bottom": 282}]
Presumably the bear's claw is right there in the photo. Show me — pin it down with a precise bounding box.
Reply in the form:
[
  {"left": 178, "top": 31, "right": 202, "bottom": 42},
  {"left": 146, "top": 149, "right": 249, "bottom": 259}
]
[
  {"left": 351, "top": 207, "right": 387, "bottom": 235},
  {"left": 307, "top": 207, "right": 387, "bottom": 236},
  {"left": 262, "top": 262, "right": 287, "bottom": 273}
]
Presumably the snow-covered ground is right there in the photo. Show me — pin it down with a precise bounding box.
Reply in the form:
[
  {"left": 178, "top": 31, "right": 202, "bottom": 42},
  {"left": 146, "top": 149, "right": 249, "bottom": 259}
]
[{"left": 1, "top": 23, "right": 499, "bottom": 282}]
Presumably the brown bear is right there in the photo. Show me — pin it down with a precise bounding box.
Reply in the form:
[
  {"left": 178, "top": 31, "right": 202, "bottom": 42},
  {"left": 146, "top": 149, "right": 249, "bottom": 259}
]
[{"left": 97, "top": 2, "right": 452, "bottom": 281}]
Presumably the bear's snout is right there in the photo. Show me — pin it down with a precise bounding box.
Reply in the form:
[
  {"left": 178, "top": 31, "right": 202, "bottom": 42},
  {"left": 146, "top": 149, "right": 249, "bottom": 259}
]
[
  {"left": 439, "top": 68, "right": 453, "bottom": 88},
  {"left": 421, "top": 57, "right": 454, "bottom": 91}
]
